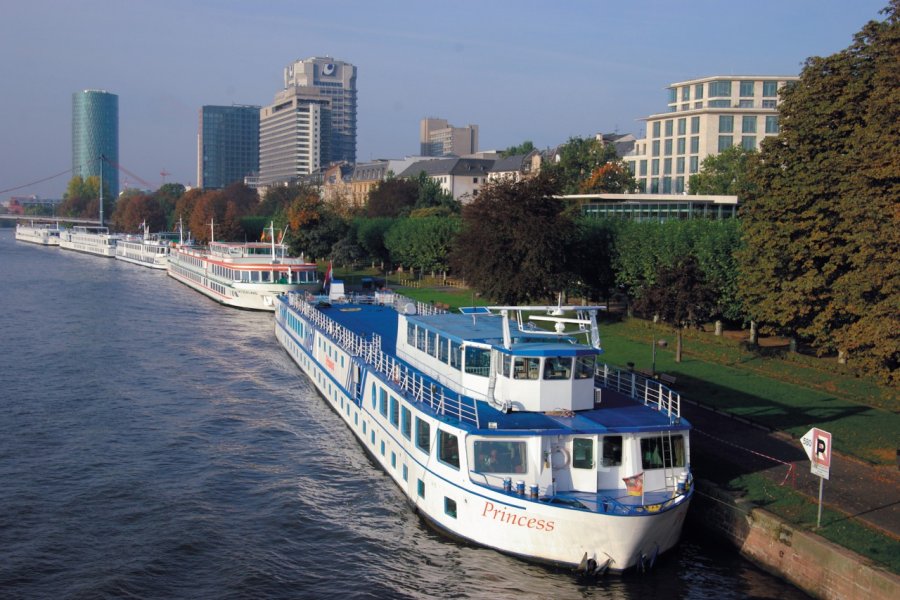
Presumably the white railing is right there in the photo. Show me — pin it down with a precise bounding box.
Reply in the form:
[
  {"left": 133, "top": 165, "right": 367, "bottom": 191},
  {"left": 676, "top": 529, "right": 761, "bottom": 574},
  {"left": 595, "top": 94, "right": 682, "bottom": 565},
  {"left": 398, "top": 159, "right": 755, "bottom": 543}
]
[
  {"left": 288, "top": 294, "right": 479, "bottom": 427},
  {"left": 595, "top": 364, "right": 681, "bottom": 423}
]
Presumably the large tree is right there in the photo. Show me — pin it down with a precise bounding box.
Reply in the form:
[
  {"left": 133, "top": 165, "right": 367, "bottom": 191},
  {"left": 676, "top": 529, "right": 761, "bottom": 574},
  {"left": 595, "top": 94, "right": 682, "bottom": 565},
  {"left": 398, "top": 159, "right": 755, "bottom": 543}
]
[
  {"left": 366, "top": 178, "right": 418, "bottom": 218},
  {"left": 546, "top": 136, "right": 619, "bottom": 195},
  {"left": 688, "top": 145, "right": 758, "bottom": 198},
  {"left": 385, "top": 216, "right": 460, "bottom": 275},
  {"left": 738, "top": 1, "right": 899, "bottom": 381},
  {"left": 450, "top": 173, "right": 574, "bottom": 304}
]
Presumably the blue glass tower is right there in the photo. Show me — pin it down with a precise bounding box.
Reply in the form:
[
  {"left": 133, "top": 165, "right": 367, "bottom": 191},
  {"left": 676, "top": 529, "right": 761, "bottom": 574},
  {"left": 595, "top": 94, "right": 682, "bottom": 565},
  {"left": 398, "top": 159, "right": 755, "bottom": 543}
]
[
  {"left": 198, "top": 105, "right": 260, "bottom": 189},
  {"left": 72, "top": 90, "right": 119, "bottom": 199}
]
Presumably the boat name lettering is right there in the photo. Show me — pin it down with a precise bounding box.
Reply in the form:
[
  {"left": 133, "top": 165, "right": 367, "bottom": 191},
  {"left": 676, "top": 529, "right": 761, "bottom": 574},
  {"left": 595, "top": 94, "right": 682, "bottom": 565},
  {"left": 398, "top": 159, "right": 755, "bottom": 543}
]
[
  {"left": 325, "top": 357, "right": 335, "bottom": 371},
  {"left": 481, "top": 501, "right": 555, "bottom": 532}
]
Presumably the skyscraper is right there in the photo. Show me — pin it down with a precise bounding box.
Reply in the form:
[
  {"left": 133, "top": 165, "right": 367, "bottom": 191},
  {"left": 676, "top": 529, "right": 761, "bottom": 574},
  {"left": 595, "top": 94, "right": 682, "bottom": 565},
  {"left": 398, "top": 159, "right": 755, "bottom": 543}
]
[
  {"left": 282, "top": 57, "right": 357, "bottom": 164},
  {"left": 198, "top": 105, "right": 260, "bottom": 189},
  {"left": 72, "top": 89, "right": 119, "bottom": 198},
  {"left": 259, "top": 87, "right": 330, "bottom": 186}
]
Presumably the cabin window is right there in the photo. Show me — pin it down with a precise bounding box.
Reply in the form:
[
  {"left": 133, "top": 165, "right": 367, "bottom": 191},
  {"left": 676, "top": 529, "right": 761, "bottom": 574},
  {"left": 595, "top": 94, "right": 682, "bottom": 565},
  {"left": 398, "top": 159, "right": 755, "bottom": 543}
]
[
  {"left": 389, "top": 396, "right": 399, "bottom": 427},
  {"left": 427, "top": 331, "right": 439, "bottom": 358},
  {"left": 438, "top": 336, "right": 449, "bottom": 362},
  {"left": 473, "top": 440, "right": 526, "bottom": 474},
  {"left": 601, "top": 436, "right": 623, "bottom": 467},
  {"left": 450, "top": 342, "right": 461, "bottom": 369},
  {"left": 641, "top": 435, "right": 685, "bottom": 469},
  {"left": 501, "top": 354, "right": 511, "bottom": 377},
  {"left": 513, "top": 357, "right": 540, "bottom": 380},
  {"left": 464, "top": 347, "right": 490, "bottom": 377},
  {"left": 543, "top": 357, "right": 572, "bottom": 380},
  {"left": 575, "top": 356, "right": 595, "bottom": 379},
  {"left": 401, "top": 406, "right": 411, "bottom": 439},
  {"left": 371, "top": 383, "right": 376, "bottom": 409},
  {"left": 262, "top": 271, "right": 271, "bottom": 282},
  {"left": 416, "top": 327, "right": 426, "bottom": 351},
  {"left": 438, "top": 430, "right": 460, "bottom": 469},
  {"left": 572, "top": 438, "right": 594, "bottom": 469},
  {"left": 251, "top": 271, "right": 260, "bottom": 282},
  {"left": 417, "top": 479, "right": 425, "bottom": 498},
  {"left": 415, "top": 418, "right": 431, "bottom": 454},
  {"left": 379, "top": 388, "right": 388, "bottom": 417},
  {"left": 444, "top": 497, "right": 457, "bottom": 519},
  {"left": 241, "top": 271, "right": 251, "bottom": 282},
  {"left": 407, "top": 323, "right": 415, "bottom": 346}
]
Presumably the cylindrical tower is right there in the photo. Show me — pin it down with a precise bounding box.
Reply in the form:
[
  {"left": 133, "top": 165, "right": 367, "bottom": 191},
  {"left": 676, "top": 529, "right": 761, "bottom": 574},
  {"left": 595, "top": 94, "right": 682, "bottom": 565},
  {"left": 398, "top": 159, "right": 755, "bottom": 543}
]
[{"left": 72, "top": 90, "right": 119, "bottom": 200}]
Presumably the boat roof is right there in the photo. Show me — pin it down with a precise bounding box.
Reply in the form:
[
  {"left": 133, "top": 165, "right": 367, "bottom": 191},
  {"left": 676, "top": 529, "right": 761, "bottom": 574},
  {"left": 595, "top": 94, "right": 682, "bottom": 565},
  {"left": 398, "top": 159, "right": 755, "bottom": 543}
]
[{"left": 317, "top": 301, "right": 688, "bottom": 435}]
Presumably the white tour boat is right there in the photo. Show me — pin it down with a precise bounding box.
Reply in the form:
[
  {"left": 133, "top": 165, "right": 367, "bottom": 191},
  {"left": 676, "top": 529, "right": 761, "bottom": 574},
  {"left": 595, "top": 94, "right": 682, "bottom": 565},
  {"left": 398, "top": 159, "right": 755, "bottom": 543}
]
[
  {"left": 59, "top": 225, "right": 123, "bottom": 258},
  {"left": 15, "top": 221, "right": 63, "bottom": 246},
  {"left": 167, "top": 222, "right": 320, "bottom": 311},
  {"left": 115, "top": 223, "right": 179, "bottom": 270},
  {"left": 274, "top": 292, "right": 693, "bottom": 574}
]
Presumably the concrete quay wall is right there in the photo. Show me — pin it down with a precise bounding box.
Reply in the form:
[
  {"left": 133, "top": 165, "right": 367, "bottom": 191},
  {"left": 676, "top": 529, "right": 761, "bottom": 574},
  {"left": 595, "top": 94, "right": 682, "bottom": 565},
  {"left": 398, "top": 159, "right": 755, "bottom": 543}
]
[{"left": 690, "top": 480, "right": 899, "bottom": 600}]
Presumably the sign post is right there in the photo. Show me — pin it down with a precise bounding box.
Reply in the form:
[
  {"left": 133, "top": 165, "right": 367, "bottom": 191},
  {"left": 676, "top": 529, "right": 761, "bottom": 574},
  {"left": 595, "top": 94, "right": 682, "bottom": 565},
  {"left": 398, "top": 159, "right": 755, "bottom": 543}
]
[{"left": 801, "top": 428, "right": 832, "bottom": 528}]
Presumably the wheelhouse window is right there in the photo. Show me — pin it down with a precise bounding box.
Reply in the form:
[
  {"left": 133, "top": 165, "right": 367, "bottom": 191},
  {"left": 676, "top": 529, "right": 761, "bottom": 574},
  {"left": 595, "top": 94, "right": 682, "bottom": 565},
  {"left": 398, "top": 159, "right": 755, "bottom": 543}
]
[
  {"left": 450, "top": 341, "right": 461, "bottom": 369},
  {"left": 601, "top": 436, "right": 623, "bottom": 467},
  {"left": 415, "top": 418, "right": 431, "bottom": 453},
  {"left": 473, "top": 440, "right": 527, "bottom": 474},
  {"left": 640, "top": 435, "right": 685, "bottom": 470},
  {"left": 407, "top": 323, "right": 415, "bottom": 346},
  {"left": 464, "top": 346, "right": 490, "bottom": 377},
  {"left": 438, "top": 430, "right": 460, "bottom": 469},
  {"left": 513, "top": 357, "right": 540, "bottom": 380},
  {"left": 543, "top": 357, "right": 572, "bottom": 380},
  {"left": 572, "top": 438, "right": 594, "bottom": 469},
  {"left": 501, "top": 354, "right": 511, "bottom": 377},
  {"left": 574, "top": 356, "right": 595, "bottom": 379}
]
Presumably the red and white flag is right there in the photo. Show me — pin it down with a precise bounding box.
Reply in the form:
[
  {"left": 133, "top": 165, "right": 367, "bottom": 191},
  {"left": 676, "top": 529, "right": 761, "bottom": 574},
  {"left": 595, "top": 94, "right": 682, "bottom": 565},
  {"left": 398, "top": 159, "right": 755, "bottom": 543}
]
[
  {"left": 323, "top": 261, "right": 333, "bottom": 293},
  {"left": 623, "top": 472, "right": 644, "bottom": 496}
]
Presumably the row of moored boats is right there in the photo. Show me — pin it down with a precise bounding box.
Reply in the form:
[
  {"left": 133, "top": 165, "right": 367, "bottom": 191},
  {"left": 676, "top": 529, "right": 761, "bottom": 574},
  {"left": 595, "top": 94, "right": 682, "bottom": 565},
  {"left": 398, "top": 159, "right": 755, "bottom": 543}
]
[{"left": 14, "top": 218, "right": 694, "bottom": 575}]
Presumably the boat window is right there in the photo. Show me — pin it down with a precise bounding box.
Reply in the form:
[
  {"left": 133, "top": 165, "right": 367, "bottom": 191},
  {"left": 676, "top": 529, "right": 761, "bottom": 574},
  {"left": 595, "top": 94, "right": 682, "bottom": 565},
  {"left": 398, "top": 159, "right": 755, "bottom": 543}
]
[
  {"left": 543, "top": 357, "right": 572, "bottom": 380},
  {"left": 572, "top": 438, "right": 594, "bottom": 469},
  {"left": 473, "top": 440, "right": 527, "bottom": 474},
  {"left": 464, "top": 346, "right": 490, "bottom": 377},
  {"left": 513, "top": 357, "right": 540, "bottom": 380},
  {"left": 407, "top": 323, "right": 415, "bottom": 346},
  {"left": 379, "top": 388, "right": 388, "bottom": 417},
  {"left": 438, "top": 336, "right": 449, "bottom": 362},
  {"left": 601, "top": 436, "right": 623, "bottom": 467},
  {"left": 371, "top": 383, "right": 377, "bottom": 409},
  {"left": 438, "top": 430, "right": 460, "bottom": 469},
  {"left": 262, "top": 271, "right": 271, "bottom": 282},
  {"left": 415, "top": 418, "right": 430, "bottom": 454},
  {"left": 241, "top": 271, "right": 250, "bottom": 282},
  {"left": 501, "top": 354, "right": 511, "bottom": 377},
  {"left": 251, "top": 271, "right": 260, "bottom": 282},
  {"left": 389, "top": 396, "right": 399, "bottom": 427},
  {"left": 641, "top": 435, "right": 685, "bottom": 469},
  {"left": 416, "top": 327, "right": 426, "bottom": 352},
  {"left": 450, "top": 342, "right": 461, "bottom": 369},
  {"left": 575, "top": 356, "right": 595, "bottom": 379},
  {"left": 401, "top": 406, "right": 411, "bottom": 439},
  {"left": 427, "top": 330, "right": 439, "bottom": 358}
]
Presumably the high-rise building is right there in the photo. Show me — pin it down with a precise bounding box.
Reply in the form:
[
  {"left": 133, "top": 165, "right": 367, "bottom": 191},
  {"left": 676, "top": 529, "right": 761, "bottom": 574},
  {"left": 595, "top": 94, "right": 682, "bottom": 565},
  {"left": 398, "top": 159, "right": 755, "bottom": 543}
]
[
  {"left": 624, "top": 75, "right": 798, "bottom": 194},
  {"left": 420, "top": 118, "right": 478, "bottom": 157},
  {"left": 198, "top": 105, "right": 260, "bottom": 189},
  {"left": 259, "top": 87, "right": 330, "bottom": 186},
  {"left": 283, "top": 57, "right": 357, "bottom": 164},
  {"left": 72, "top": 89, "right": 119, "bottom": 198}
]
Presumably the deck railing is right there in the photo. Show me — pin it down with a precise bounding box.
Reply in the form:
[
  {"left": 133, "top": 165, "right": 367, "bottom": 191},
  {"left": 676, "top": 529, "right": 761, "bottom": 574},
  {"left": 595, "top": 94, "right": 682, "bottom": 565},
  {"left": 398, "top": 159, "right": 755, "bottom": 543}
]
[
  {"left": 594, "top": 364, "right": 681, "bottom": 423},
  {"left": 287, "top": 294, "right": 479, "bottom": 427}
]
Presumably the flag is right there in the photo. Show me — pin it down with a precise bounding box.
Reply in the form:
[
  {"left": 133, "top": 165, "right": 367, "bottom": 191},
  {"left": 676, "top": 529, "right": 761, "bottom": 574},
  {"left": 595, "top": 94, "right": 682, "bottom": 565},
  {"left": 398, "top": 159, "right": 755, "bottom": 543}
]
[
  {"left": 623, "top": 472, "right": 643, "bottom": 496},
  {"left": 323, "top": 261, "right": 333, "bottom": 294}
]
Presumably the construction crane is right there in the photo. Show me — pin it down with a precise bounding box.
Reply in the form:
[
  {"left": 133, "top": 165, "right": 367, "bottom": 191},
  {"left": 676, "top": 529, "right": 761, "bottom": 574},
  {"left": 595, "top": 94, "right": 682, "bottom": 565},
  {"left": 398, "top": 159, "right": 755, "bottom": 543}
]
[{"left": 160, "top": 170, "right": 171, "bottom": 186}]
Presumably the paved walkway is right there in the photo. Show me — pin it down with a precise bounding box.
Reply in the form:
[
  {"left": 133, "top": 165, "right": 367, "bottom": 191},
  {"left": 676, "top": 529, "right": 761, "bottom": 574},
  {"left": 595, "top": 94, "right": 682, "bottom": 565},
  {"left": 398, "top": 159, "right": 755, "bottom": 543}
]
[{"left": 683, "top": 399, "right": 900, "bottom": 540}]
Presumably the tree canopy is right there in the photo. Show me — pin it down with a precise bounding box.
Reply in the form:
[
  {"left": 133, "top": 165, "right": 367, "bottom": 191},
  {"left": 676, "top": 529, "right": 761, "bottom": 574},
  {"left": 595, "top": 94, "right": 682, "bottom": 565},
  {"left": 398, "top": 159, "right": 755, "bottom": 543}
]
[
  {"left": 738, "top": 0, "right": 899, "bottom": 382},
  {"left": 500, "top": 140, "right": 535, "bottom": 158},
  {"left": 546, "top": 136, "right": 619, "bottom": 194},
  {"left": 688, "top": 146, "right": 758, "bottom": 198}
]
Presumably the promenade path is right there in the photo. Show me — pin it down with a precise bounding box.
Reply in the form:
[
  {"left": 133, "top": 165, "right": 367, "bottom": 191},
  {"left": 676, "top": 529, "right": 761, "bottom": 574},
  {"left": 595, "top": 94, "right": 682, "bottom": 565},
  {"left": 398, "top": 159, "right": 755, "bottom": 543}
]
[{"left": 684, "top": 398, "right": 900, "bottom": 540}]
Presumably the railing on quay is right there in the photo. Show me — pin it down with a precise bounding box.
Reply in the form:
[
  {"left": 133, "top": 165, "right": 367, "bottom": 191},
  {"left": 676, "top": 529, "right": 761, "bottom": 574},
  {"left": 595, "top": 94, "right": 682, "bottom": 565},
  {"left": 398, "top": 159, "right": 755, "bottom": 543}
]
[
  {"left": 287, "top": 293, "right": 479, "bottom": 427},
  {"left": 594, "top": 364, "right": 681, "bottom": 424}
]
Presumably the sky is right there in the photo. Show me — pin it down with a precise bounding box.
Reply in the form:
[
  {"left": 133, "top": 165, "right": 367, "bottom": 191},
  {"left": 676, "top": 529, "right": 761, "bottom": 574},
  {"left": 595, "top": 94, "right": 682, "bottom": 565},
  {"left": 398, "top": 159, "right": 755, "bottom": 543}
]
[{"left": 0, "top": 0, "right": 888, "bottom": 199}]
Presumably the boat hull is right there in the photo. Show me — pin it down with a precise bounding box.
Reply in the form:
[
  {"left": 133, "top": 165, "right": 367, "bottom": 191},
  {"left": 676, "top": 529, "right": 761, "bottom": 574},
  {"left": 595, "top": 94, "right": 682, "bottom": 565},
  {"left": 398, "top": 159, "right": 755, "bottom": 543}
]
[
  {"left": 274, "top": 298, "right": 691, "bottom": 572},
  {"left": 168, "top": 264, "right": 315, "bottom": 311},
  {"left": 15, "top": 225, "right": 61, "bottom": 246}
]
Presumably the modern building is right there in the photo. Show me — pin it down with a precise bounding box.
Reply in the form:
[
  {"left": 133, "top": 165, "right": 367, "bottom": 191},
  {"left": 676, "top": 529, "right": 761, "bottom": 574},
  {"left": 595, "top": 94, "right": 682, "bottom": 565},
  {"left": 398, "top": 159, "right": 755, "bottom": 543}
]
[
  {"left": 397, "top": 157, "right": 493, "bottom": 203},
  {"left": 258, "top": 87, "right": 331, "bottom": 186},
  {"left": 570, "top": 193, "right": 738, "bottom": 221},
  {"left": 72, "top": 89, "right": 118, "bottom": 199},
  {"left": 283, "top": 57, "right": 357, "bottom": 164},
  {"left": 197, "top": 105, "right": 260, "bottom": 189},
  {"left": 624, "top": 75, "right": 798, "bottom": 194},
  {"left": 420, "top": 118, "right": 478, "bottom": 157}
]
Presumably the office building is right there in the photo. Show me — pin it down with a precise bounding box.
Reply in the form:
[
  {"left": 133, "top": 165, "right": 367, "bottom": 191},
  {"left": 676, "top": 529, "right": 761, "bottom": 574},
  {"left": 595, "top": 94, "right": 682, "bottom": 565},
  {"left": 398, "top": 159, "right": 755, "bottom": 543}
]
[
  {"left": 198, "top": 105, "right": 260, "bottom": 189},
  {"left": 624, "top": 75, "right": 798, "bottom": 194},
  {"left": 72, "top": 89, "right": 118, "bottom": 198},
  {"left": 283, "top": 56, "right": 357, "bottom": 164},
  {"left": 259, "top": 87, "right": 330, "bottom": 186},
  {"left": 420, "top": 118, "right": 478, "bottom": 157}
]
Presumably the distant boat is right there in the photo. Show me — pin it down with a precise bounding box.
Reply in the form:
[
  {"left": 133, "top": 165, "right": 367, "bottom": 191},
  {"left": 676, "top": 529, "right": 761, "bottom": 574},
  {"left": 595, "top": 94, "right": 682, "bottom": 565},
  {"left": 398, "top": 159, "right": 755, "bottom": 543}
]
[
  {"left": 275, "top": 293, "right": 693, "bottom": 574},
  {"left": 15, "top": 221, "right": 62, "bottom": 246},
  {"left": 59, "top": 225, "right": 122, "bottom": 258},
  {"left": 115, "top": 222, "right": 179, "bottom": 270},
  {"left": 167, "top": 221, "right": 319, "bottom": 311}
]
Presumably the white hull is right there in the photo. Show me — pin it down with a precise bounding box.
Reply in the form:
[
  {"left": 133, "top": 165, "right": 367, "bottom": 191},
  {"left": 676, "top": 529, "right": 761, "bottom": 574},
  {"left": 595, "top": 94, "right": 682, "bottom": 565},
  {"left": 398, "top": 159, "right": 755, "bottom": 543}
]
[
  {"left": 115, "top": 240, "right": 170, "bottom": 270},
  {"left": 274, "top": 298, "right": 691, "bottom": 572},
  {"left": 168, "top": 265, "right": 311, "bottom": 310},
  {"left": 15, "top": 224, "right": 62, "bottom": 246},
  {"left": 59, "top": 227, "right": 120, "bottom": 258}
]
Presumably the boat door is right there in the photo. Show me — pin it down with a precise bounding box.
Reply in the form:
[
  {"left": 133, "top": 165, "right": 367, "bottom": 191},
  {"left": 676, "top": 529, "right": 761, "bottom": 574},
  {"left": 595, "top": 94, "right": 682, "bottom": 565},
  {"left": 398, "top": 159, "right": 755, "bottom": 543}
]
[{"left": 570, "top": 437, "right": 598, "bottom": 492}]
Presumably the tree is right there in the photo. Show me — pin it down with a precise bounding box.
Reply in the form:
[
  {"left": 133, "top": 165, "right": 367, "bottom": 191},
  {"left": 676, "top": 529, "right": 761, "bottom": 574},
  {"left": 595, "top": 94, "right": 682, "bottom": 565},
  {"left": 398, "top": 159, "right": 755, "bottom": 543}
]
[
  {"left": 385, "top": 216, "right": 460, "bottom": 275},
  {"left": 451, "top": 173, "right": 574, "bottom": 304},
  {"left": 110, "top": 191, "right": 166, "bottom": 232},
  {"left": 366, "top": 178, "right": 418, "bottom": 218},
  {"left": 633, "top": 256, "right": 717, "bottom": 362},
  {"left": 546, "top": 136, "right": 618, "bottom": 194},
  {"left": 414, "top": 171, "right": 458, "bottom": 213},
  {"left": 738, "top": 1, "right": 899, "bottom": 381},
  {"left": 579, "top": 161, "right": 636, "bottom": 194},
  {"left": 500, "top": 140, "right": 535, "bottom": 158},
  {"left": 356, "top": 217, "right": 395, "bottom": 267},
  {"left": 566, "top": 218, "right": 619, "bottom": 303},
  {"left": 688, "top": 146, "right": 758, "bottom": 197}
]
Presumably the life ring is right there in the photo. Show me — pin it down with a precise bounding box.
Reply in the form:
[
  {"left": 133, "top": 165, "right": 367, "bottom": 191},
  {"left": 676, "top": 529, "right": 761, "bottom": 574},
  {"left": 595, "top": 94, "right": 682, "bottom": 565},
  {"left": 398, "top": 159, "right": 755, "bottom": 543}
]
[{"left": 551, "top": 447, "right": 570, "bottom": 470}]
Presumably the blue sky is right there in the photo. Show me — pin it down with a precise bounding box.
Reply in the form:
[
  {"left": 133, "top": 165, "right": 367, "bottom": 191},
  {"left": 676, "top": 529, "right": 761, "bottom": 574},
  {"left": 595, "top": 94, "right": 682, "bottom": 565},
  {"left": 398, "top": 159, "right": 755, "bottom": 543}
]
[{"left": 0, "top": 0, "right": 887, "bottom": 198}]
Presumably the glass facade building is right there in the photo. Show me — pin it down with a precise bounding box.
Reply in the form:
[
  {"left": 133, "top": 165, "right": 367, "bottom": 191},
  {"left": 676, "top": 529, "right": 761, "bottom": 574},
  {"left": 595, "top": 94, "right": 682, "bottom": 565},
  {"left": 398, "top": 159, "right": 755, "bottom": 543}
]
[
  {"left": 72, "top": 90, "right": 119, "bottom": 199},
  {"left": 198, "top": 105, "right": 260, "bottom": 189}
]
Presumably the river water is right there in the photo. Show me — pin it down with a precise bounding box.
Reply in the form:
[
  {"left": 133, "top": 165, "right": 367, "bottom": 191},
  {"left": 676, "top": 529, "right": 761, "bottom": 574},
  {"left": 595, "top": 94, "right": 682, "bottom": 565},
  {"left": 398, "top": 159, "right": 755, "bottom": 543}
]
[{"left": 0, "top": 229, "right": 808, "bottom": 599}]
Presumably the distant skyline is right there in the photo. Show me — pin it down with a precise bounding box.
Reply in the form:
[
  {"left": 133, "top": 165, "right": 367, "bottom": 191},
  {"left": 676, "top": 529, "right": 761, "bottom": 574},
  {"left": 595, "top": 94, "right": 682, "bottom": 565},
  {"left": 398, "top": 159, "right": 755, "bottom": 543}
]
[{"left": 0, "top": 0, "right": 888, "bottom": 198}]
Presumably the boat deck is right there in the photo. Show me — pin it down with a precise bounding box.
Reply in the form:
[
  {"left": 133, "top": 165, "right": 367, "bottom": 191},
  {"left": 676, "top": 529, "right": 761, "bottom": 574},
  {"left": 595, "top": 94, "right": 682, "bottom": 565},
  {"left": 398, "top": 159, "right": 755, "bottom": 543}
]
[{"left": 317, "top": 301, "right": 689, "bottom": 436}]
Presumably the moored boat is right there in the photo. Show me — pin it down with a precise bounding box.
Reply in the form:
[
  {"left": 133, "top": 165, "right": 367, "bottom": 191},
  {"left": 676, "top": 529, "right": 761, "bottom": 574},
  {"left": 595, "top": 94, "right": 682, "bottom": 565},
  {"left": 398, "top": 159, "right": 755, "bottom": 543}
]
[
  {"left": 115, "top": 223, "right": 178, "bottom": 270},
  {"left": 59, "top": 225, "right": 122, "bottom": 257},
  {"left": 15, "top": 221, "right": 63, "bottom": 246},
  {"left": 274, "top": 293, "right": 693, "bottom": 574},
  {"left": 167, "top": 222, "right": 319, "bottom": 311}
]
